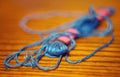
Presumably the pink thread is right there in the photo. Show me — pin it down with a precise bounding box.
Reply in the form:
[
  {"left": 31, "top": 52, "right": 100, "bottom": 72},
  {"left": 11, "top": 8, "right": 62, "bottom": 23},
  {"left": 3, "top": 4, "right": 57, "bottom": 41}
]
[
  {"left": 58, "top": 36, "right": 71, "bottom": 44},
  {"left": 58, "top": 28, "right": 79, "bottom": 44},
  {"left": 96, "top": 8, "right": 111, "bottom": 21}
]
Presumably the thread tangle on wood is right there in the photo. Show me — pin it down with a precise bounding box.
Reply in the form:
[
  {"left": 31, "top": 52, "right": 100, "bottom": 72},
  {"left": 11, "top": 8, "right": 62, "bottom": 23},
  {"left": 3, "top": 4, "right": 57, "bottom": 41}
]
[{"left": 4, "top": 7, "right": 115, "bottom": 71}]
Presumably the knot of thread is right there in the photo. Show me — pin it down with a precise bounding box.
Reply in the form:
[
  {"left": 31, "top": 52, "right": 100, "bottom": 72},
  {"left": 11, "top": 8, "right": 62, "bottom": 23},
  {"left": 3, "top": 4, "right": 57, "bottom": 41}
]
[
  {"left": 44, "top": 41, "right": 68, "bottom": 57},
  {"left": 41, "top": 32, "right": 76, "bottom": 57}
]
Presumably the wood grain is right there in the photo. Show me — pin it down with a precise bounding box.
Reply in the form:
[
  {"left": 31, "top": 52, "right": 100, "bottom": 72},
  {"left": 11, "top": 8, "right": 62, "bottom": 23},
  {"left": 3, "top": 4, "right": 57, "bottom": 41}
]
[{"left": 0, "top": 0, "right": 120, "bottom": 77}]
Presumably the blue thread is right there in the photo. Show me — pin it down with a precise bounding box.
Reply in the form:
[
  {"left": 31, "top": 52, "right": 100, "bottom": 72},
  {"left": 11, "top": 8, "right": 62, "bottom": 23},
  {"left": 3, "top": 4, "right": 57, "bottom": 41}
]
[
  {"left": 65, "top": 32, "right": 114, "bottom": 64},
  {"left": 4, "top": 41, "right": 42, "bottom": 68},
  {"left": 73, "top": 15, "right": 99, "bottom": 37},
  {"left": 19, "top": 11, "right": 84, "bottom": 39},
  {"left": 73, "top": 7, "right": 114, "bottom": 37},
  {"left": 45, "top": 41, "right": 68, "bottom": 56},
  {"left": 4, "top": 7, "right": 114, "bottom": 71}
]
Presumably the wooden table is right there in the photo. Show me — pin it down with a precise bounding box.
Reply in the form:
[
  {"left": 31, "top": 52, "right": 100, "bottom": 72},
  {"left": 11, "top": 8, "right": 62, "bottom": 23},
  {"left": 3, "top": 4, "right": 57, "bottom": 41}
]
[{"left": 0, "top": 0, "right": 120, "bottom": 77}]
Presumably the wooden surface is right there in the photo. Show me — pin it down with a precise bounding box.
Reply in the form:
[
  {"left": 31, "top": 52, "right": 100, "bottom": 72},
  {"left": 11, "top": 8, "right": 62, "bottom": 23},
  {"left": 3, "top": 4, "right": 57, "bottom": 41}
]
[{"left": 0, "top": 0, "right": 120, "bottom": 77}]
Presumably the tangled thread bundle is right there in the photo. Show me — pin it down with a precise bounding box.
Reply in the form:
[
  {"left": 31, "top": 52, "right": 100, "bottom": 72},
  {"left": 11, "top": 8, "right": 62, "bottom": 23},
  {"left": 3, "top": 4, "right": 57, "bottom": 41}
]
[{"left": 4, "top": 7, "right": 114, "bottom": 71}]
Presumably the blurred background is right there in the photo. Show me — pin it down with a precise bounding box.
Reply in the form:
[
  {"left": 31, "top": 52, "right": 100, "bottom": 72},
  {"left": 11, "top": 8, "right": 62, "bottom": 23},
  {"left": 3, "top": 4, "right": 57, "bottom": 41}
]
[{"left": 0, "top": 0, "right": 120, "bottom": 77}]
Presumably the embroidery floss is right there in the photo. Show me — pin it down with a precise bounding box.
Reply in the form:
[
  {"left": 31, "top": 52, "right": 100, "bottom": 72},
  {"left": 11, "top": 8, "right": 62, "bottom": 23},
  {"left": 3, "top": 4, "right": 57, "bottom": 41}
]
[{"left": 4, "top": 7, "right": 114, "bottom": 71}]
